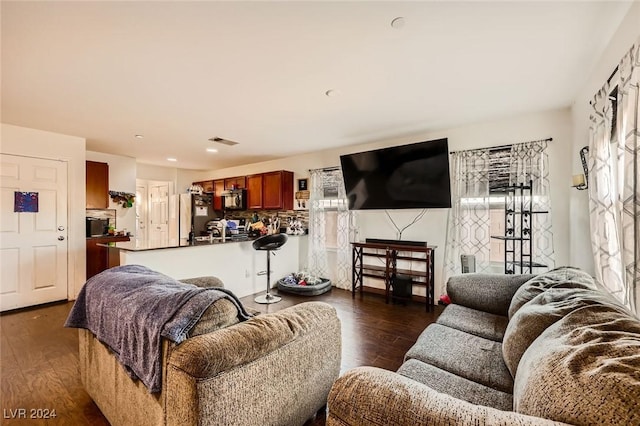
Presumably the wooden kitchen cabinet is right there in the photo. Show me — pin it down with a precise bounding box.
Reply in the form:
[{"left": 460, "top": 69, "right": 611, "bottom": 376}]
[
  {"left": 246, "top": 171, "right": 293, "bottom": 210},
  {"left": 263, "top": 171, "right": 294, "bottom": 210},
  {"left": 193, "top": 180, "right": 214, "bottom": 193},
  {"left": 224, "top": 176, "right": 246, "bottom": 189},
  {"left": 86, "top": 235, "right": 130, "bottom": 279},
  {"left": 213, "top": 179, "right": 225, "bottom": 210},
  {"left": 246, "top": 174, "right": 263, "bottom": 209},
  {"left": 86, "top": 161, "right": 109, "bottom": 209}
]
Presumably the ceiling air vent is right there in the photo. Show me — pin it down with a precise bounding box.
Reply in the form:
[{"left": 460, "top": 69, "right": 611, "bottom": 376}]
[{"left": 208, "top": 137, "right": 239, "bottom": 146}]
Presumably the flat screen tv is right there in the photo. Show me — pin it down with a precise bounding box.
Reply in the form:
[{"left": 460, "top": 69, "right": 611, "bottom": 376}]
[{"left": 339, "top": 138, "right": 452, "bottom": 210}]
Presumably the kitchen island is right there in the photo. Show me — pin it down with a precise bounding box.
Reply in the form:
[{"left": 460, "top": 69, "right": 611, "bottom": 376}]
[{"left": 100, "top": 235, "right": 308, "bottom": 299}]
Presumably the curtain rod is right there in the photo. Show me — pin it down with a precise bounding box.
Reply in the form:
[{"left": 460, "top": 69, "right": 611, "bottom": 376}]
[
  {"left": 309, "top": 166, "right": 340, "bottom": 172},
  {"left": 449, "top": 137, "right": 552, "bottom": 155}
]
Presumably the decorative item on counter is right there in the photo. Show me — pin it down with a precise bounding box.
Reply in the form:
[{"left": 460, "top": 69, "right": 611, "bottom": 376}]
[
  {"left": 286, "top": 217, "right": 305, "bottom": 235},
  {"left": 188, "top": 184, "right": 203, "bottom": 195},
  {"left": 295, "top": 190, "right": 310, "bottom": 209},
  {"left": 109, "top": 191, "right": 136, "bottom": 208},
  {"left": 269, "top": 216, "right": 280, "bottom": 235}
]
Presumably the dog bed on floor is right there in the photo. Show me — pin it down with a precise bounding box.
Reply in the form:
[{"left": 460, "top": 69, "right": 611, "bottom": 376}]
[{"left": 277, "top": 277, "right": 332, "bottom": 296}]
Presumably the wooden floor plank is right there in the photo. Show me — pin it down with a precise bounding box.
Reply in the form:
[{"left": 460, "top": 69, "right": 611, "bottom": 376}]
[{"left": 0, "top": 287, "right": 441, "bottom": 425}]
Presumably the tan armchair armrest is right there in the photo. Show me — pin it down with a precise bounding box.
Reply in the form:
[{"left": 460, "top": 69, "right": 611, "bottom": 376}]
[
  {"left": 179, "top": 276, "right": 224, "bottom": 288},
  {"left": 168, "top": 301, "right": 340, "bottom": 378},
  {"left": 327, "top": 367, "right": 569, "bottom": 426}
]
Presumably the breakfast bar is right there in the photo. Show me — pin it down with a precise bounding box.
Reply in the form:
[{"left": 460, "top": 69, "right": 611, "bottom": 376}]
[{"left": 100, "top": 236, "right": 307, "bottom": 299}]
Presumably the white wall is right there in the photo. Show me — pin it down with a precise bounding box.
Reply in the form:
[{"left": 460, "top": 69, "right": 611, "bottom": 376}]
[
  {"left": 86, "top": 151, "right": 137, "bottom": 233},
  {"left": 570, "top": 3, "right": 640, "bottom": 274},
  {"left": 189, "top": 107, "right": 573, "bottom": 298},
  {"left": 1, "top": 123, "right": 87, "bottom": 299},
  {"left": 137, "top": 163, "right": 179, "bottom": 188}
]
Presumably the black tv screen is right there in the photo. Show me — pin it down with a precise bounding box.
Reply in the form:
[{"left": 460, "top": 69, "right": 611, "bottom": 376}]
[{"left": 339, "top": 138, "right": 452, "bottom": 210}]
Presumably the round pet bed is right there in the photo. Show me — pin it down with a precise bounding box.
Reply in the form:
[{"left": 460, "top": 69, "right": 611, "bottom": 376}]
[{"left": 277, "top": 277, "right": 332, "bottom": 296}]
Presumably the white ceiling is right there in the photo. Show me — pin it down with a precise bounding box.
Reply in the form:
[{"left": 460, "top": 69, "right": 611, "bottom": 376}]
[{"left": 1, "top": 1, "right": 632, "bottom": 170}]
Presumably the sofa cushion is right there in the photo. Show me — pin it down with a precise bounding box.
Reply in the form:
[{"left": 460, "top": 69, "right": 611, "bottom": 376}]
[
  {"left": 447, "top": 273, "right": 535, "bottom": 316},
  {"left": 508, "top": 266, "right": 597, "bottom": 319},
  {"left": 502, "top": 287, "right": 621, "bottom": 377},
  {"left": 398, "top": 359, "right": 513, "bottom": 411},
  {"left": 405, "top": 323, "right": 513, "bottom": 394},
  {"left": 513, "top": 303, "right": 640, "bottom": 425},
  {"left": 437, "top": 304, "right": 508, "bottom": 342}
]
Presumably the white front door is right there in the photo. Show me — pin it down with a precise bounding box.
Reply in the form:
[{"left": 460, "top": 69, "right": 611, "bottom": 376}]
[{"left": 0, "top": 154, "right": 68, "bottom": 311}]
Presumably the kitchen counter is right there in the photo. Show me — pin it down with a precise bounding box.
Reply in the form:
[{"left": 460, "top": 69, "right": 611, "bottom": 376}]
[
  {"left": 98, "top": 234, "right": 307, "bottom": 252},
  {"left": 100, "top": 235, "right": 308, "bottom": 299}
]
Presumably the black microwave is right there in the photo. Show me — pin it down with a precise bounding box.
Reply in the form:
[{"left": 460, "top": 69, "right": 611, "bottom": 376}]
[
  {"left": 86, "top": 218, "right": 109, "bottom": 237},
  {"left": 222, "top": 189, "right": 247, "bottom": 210}
]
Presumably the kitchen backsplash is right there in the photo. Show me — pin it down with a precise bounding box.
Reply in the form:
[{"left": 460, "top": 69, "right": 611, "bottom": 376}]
[
  {"left": 86, "top": 208, "right": 116, "bottom": 223},
  {"left": 231, "top": 209, "right": 309, "bottom": 229}
]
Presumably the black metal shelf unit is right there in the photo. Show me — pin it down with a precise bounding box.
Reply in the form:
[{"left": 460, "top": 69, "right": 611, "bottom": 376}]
[{"left": 490, "top": 180, "right": 548, "bottom": 274}]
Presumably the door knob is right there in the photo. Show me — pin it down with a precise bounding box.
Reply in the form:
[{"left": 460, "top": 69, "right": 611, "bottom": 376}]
[
  {"left": 58, "top": 226, "right": 65, "bottom": 231},
  {"left": 58, "top": 236, "right": 65, "bottom": 241}
]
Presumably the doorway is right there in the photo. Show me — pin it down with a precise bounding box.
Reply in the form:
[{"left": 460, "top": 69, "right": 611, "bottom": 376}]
[{"left": 136, "top": 180, "right": 173, "bottom": 248}]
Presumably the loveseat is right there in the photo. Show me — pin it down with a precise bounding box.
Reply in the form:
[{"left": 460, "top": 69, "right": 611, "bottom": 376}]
[
  {"left": 76, "top": 275, "right": 342, "bottom": 426},
  {"left": 327, "top": 267, "right": 640, "bottom": 425}
]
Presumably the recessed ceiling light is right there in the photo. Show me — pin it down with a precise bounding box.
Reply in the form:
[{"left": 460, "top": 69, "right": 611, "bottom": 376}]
[
  {"left": 167, "top": 157, "right": 177, "bottom": 162},
  {"left": 325, "top": 89, "right": 341, "bottom": 97},
  {"left": 135, "top": 134, "right": 144, "bottom": 139},
  {"left": 206, "top": 148, "right": 218, "bottom": 153},
  {"left": 391, "top": 17, "right": 405, "bottom": 29}
]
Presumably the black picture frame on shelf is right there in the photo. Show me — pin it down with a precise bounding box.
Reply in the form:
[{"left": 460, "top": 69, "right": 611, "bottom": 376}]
[{"left": 298, "top": 178, "right": 308, "bottom": 191}]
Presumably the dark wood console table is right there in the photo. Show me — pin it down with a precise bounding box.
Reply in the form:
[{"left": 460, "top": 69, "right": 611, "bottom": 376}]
[{"left": 351, "top": 241, "right": 436, "bottom": 311}]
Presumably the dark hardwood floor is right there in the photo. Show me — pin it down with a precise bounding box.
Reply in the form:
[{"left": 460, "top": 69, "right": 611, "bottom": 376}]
[{"left": 0, "top": 288, "right": 442, "bottom": 425}]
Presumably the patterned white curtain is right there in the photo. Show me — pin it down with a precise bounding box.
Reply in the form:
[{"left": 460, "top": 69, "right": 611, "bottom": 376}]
[
  {"left": 444, "top": 149, "right": 491, "bottom": 281},
  {"left": 308, "top": 168, "right": 356, "bottom": 289},
  {"left": 589, "top": 39, "right": 639, "bottom": 313},
  {"left": 509, "top": 140, "right": 555, "bottom": 272},
  {"left": 308, "top": 169, "right": 329, "bottom": 279}
]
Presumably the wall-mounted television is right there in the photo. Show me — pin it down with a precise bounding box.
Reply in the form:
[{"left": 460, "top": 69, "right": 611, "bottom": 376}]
[{"left": 339, "top": 138, "right": 452, "bottom": 210}]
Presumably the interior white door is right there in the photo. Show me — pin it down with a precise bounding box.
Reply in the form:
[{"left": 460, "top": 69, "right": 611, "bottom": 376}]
[
  {"left": 135, "top": 184, "right": 148, "bottom": 248},
  {"left": 0, "top": 154, "right": 68, "bottom": 311},
  {"left": 149, "top": 183, "right": 169, "bottom": 248}
]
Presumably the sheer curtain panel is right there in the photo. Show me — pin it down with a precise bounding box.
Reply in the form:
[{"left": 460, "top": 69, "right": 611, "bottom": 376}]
[
  {"left": 444, "top": 149, "right": 491, "bottom": 281},
  {"left": 589, "top": 38, "right": 639, "bottom": 313}
]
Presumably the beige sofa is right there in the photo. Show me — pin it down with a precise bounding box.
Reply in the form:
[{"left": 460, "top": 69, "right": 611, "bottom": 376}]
[
  {"left": 327, "top": 267, "right": 640, "bottom": 425},
  {"left": 78, "top": 277, "right": 341, "bottom": 426}
]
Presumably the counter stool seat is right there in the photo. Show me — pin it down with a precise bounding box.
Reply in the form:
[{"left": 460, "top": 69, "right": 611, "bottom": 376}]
[{"left": 253, "top": 234, "right": 288, "bottom": 304}]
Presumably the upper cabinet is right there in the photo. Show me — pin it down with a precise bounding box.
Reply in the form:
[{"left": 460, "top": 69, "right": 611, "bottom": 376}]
[
  {"left": 193, "top": 180, "right": 214, "bottom": 193},
  {"left": 213, "top": 179, "right": 225, "bottom": 210},
  {"left": 194, "top": 170, "right": 294, "bottom": 210},
  {"left": 246, "top": 174, "right": 263, "bottom": 209},
  {"left": 224, "top": 176, "right": 246, "bottom": 190},
  {"left": 262, "top": 171, "right": 293, "bottom": 210},
  {"left": 86, "top": 161, "right": 109, "bottom": 209}
]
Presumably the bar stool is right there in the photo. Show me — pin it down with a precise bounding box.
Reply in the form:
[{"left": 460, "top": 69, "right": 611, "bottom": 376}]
[{"left": 252, "top": 233, "right": 288, "bottom": 304}]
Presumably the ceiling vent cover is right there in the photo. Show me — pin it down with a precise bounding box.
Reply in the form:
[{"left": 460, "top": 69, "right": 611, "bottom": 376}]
[{"left": 208, "top": 137, "right": 239, "bottom": 146}]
